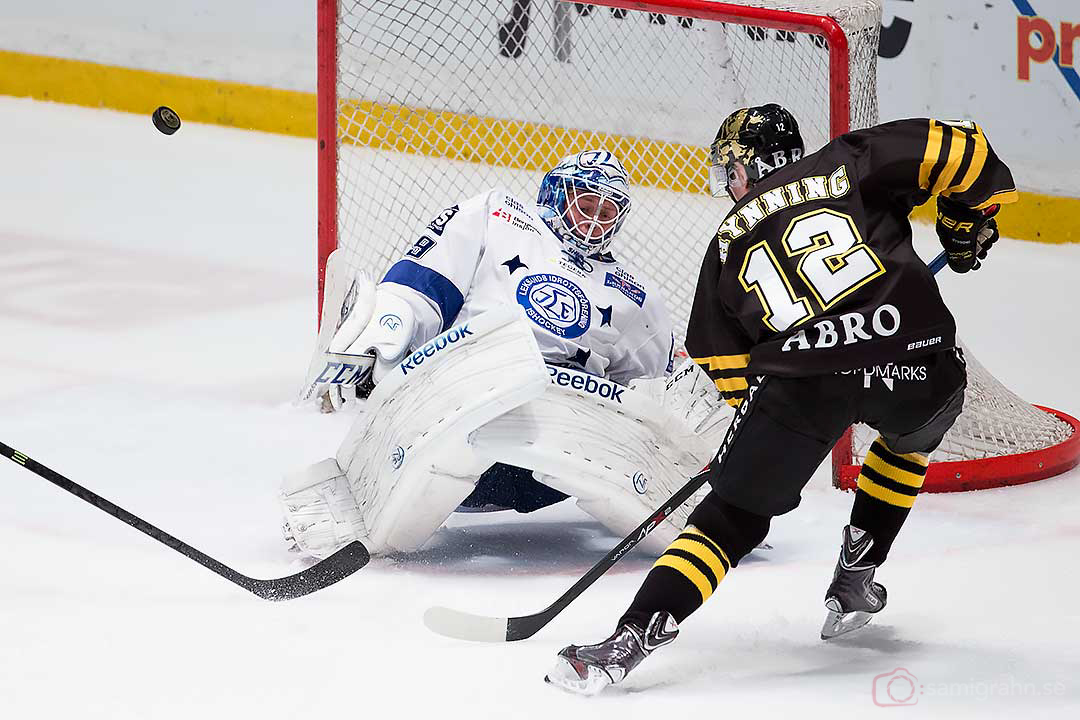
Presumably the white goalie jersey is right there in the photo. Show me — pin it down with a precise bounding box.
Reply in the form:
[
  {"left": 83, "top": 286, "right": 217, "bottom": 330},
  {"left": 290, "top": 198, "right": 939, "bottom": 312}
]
[
  {"left": 379, "top": 188, "right": 675, "bottom": 383},
  {"left": 283, "top": 182, "right": 723, "bottom": 560}
]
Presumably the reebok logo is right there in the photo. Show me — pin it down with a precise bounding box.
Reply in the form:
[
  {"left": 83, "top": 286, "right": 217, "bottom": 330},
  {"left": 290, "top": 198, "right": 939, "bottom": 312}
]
[
  {"left": 400, "top": 323, "right": 474, "bottom": 375},
  {"left": 548, "top": 366, "right": 624, "bottom": 403}
]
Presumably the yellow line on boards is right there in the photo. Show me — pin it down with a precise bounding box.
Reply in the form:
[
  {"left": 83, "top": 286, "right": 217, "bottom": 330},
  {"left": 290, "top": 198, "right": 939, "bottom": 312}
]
[
  {"left": 1, "top": 50, "right": 1076, "bottom": 244},
  {"left": 0, "top": 50, "right": 315, "bottom": 137}
]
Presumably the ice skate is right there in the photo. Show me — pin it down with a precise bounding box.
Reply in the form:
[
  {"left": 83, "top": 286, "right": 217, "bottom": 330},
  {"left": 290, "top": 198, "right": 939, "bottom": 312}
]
[
  {"left": 545, "top": 612, "right": 678, "bottom": 696},
  {"left": 821, "top": 525, "right": 887, "bottom": 640}
]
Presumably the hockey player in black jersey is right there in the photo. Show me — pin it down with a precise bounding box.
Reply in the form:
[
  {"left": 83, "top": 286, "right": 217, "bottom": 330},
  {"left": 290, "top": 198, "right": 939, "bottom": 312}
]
[{"left": 545, "top": 104, "right": 1016, "bottom": 695}]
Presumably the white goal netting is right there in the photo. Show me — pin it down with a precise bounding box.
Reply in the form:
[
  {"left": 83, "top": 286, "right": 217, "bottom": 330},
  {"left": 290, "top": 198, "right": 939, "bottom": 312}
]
[
  {"left": 326, "top": 0, "right": 882, "bottom": 341},
  {"left": 320, "top": 0, "right": 1076, "bottom": 488}
]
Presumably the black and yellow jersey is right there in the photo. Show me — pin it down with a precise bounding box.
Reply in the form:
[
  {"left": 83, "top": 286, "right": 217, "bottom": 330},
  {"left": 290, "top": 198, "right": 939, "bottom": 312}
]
[{"left": 687, "top": 118, "right": 1017, "bottom": 406}]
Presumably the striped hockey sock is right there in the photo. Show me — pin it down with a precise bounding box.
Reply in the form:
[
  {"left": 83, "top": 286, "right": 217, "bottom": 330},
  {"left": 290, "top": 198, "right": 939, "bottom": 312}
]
[
  {"left": 851, "top": 437, "right": 930, "bottom": 565},
  {"left": 622, "top": 526, "right": 732, "bottom": 625}
]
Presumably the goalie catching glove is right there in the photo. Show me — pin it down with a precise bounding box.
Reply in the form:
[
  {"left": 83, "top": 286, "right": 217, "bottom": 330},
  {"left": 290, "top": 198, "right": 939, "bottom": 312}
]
[
  {"left": 935, "top": 196, "right": 1000, "bottom": 273},
  {"left": 299, "top": 250, "right": 419, "bottom": 410}
]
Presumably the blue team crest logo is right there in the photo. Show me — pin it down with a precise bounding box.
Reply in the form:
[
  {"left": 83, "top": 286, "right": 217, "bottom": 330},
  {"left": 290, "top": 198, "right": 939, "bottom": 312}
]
[{"left": 516, "top": 273, "right": 591, "bottom": 338}]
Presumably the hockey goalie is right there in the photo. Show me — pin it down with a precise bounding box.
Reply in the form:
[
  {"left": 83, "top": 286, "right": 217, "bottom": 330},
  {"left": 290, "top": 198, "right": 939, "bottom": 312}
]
[{"left": 282, "top": 150, "right": 732, "bottom": 558}]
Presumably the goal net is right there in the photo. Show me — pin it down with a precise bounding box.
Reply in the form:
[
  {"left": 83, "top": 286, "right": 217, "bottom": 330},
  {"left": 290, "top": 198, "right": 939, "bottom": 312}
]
[
  {"left": 317, "top": 0, "right": 1078, "bottom": 491},
  {"left": 318, "top": 0, "right": 882, "bottom": 337}
]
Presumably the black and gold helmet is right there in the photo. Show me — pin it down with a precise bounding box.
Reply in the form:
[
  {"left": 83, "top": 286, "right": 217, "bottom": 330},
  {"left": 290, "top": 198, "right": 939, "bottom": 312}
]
[{"left": 708, "top": 103, "right": 804, "bottom": 199}]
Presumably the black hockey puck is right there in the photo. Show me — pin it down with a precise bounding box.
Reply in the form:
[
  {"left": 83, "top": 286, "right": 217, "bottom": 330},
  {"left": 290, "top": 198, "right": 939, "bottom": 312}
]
[{"left": 152, "top": 106, "right": 181, "bottom": 135}]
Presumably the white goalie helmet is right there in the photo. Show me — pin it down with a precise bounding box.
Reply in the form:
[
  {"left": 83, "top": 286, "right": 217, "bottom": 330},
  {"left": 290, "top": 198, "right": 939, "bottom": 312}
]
[{"left": 536, "top": 149, "right": 632, "bottom": 257}]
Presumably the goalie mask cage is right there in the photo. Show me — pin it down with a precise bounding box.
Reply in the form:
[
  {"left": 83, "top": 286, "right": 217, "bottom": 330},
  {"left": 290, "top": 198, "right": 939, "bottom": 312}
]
[{"left": 316, "top": 0, "right": 1078, "bottom": 492}]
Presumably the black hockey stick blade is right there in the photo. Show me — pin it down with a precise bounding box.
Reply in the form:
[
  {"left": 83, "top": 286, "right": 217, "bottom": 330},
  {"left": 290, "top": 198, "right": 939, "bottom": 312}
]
[
  {"left": 424, "top": 468, "right": 712, "bottom": 642},
  {"left": 240, "top": 541, "right": 370, "bottom": 601},
  {"left": 1, "top": 441, "right": 369, "bottom": 600}
]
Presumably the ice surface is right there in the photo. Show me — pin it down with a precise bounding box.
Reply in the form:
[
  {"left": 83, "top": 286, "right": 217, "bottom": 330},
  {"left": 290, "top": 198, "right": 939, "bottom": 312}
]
[{"left": 1, "top": 96, "right": 1078, "bottom": 718}]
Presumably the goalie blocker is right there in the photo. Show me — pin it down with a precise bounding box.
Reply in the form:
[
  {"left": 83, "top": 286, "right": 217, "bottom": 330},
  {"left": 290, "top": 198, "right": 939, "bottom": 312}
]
[{"left": 282, "top": 308, "right": 731, "bottom": 558}]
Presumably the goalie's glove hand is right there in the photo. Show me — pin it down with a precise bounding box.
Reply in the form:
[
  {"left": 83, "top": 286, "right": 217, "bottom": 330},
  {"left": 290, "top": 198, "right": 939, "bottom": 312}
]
[
  {"left": 316, "top": 359, "right": 376, "bottom": 413},
  {"left": 935, "top": 197, "right": 1000, "bottom": 273}
]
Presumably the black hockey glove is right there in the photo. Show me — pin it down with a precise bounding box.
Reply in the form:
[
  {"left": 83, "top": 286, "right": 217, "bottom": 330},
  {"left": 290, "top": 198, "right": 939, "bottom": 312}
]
[{"left": 935, "top": 196, "right": 1000, "bottom": 273}]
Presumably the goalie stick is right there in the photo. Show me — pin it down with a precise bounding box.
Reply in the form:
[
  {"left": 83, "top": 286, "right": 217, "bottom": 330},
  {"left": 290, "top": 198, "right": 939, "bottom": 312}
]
[
  {"left": 423, "top": 251, "right": 949, "bottom": 642},
  {"left": 1, "top": 441, "right": 369, "bottom": 600}
]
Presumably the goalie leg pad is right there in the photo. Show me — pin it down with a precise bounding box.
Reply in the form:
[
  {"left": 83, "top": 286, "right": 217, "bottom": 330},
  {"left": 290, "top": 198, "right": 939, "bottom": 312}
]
[
  {"left": 280, "top": 457, "right": 368, "bottom": 560},
  {"left": 471, "top": 365, "right": 720, "bottom": 555},
  {"left": 335, "top": 306, "right": 550, "bottom": 554}
]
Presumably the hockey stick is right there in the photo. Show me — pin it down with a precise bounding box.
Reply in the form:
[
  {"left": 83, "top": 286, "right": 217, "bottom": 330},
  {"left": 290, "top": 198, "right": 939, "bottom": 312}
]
[
  {"left": 1, "top": 441, "right": 369, "bottom": 600},
  {"left": 928, "top": 249, "right": 947, "bottom": 274},
  {"left": 423, "top": 251, "right": 951, "bottom": 642}
]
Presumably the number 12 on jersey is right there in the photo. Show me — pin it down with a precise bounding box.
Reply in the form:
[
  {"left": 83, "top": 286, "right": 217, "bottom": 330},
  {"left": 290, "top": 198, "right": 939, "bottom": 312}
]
[{"left": 738, "top": 208, "right": 885, "bottom": 332}]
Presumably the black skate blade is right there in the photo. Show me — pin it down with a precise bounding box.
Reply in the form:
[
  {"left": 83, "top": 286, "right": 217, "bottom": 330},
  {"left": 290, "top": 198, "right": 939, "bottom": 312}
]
[{"left": 821, "top": 608, "right": 874, "bottom": 640}]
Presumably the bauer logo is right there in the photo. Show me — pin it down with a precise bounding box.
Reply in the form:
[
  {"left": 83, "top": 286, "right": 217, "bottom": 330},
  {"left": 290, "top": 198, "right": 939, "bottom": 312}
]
[
  {"left": 399, "top": 323, "right": 474, "bottom": 375},
  {"left": 517, "top": 273, "right": 591, "bottom": 339},
  {"left": 547, "top": 366, "right": 624, "bottom": 404},
  {"left": 633, "top": 472, "right": 649, "bottom": 494},
  {"left": 907, "top": 336, "right": 942, "bottom": 352},
  {"left": 426, "top": 205, "right": 459, "bottom": 236}
]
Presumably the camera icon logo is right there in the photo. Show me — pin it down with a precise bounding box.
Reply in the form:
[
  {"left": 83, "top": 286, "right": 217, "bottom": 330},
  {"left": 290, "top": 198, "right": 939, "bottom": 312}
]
[{"left": 872, "top": 668, "right": 921, "bottom": 706}]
